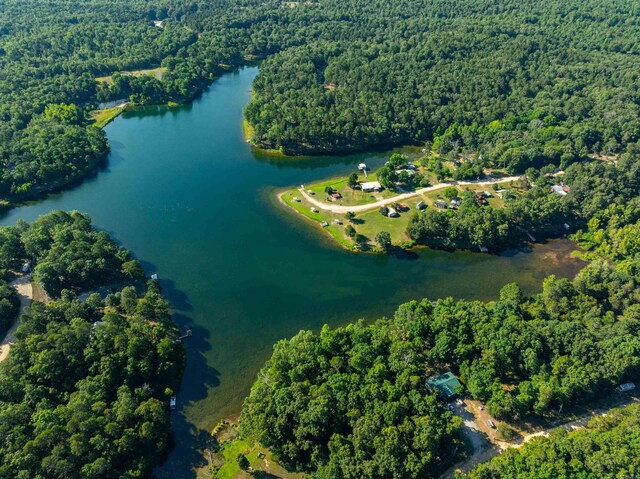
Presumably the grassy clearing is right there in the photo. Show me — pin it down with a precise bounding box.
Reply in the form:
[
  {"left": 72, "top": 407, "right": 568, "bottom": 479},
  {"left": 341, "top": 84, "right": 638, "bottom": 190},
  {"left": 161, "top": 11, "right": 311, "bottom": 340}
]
[
  {"left": 243, "top": 119, "right": 255, "bottom": 142},
  {"left": 214, "top": 437, "right": 303, "bottom": 479},
  {"left": 281, "top": 190, "right": 356, "bottom": 251},
  {"left": 90, "top": 105, "right": 127, "bottom": 128},
  {"left": 95, "top": 67, "right": 167, "bottom": 84},
  {"left": 305, "top": 171, "right": 398, "bottom": 207},
  {"left": 280, "top": 178, "right": 521, "bottom": 252}
]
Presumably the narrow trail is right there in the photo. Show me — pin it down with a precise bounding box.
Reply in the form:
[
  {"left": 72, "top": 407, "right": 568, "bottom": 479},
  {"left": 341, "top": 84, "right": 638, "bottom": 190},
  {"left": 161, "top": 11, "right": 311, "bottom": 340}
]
[
  {"left": 298, "top": 176, "right": 522, "bottom": 214},
  {"left": 0, "top": 274, "right": 33, "bottom": 363}
]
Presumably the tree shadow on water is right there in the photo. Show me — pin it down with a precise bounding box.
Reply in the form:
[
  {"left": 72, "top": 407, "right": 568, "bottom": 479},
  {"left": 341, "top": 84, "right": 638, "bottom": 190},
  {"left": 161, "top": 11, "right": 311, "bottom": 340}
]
[{"left": 138, "top": 267, "right": 221, "bottom": 478}]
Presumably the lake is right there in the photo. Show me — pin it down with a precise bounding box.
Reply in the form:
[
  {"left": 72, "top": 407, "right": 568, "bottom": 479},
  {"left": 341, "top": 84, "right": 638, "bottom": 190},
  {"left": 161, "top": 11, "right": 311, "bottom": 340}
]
[{"left": 0, "top": 66, "right": 585, "bottom": 477}]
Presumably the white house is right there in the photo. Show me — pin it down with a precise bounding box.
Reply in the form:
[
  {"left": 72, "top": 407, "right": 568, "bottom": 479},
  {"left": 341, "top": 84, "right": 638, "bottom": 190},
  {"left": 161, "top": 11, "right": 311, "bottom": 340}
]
[
  {"left": 387, "top": 207, "right": 399, "bottom": 217},
  {"left": 360, "top": 181, "right": 381, "bottom": 192}
]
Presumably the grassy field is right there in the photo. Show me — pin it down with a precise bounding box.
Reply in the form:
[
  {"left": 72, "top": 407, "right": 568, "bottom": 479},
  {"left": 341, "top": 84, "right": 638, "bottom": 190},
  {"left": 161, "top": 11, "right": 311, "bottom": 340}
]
[
  {"left": 280, "top": 190, "right": 357, "bottom": 250},
  {"left": 305, "top": 171, "right": 399, "bottom": 206},
  {"left": 280, "top": 179, "right": 520, "bottom": 252},
  {"left": 90, "top": 105, "right": 127, "bottom": 128},
  {"left": 95, "top": 67, "right": 167, "bottom": 84}
]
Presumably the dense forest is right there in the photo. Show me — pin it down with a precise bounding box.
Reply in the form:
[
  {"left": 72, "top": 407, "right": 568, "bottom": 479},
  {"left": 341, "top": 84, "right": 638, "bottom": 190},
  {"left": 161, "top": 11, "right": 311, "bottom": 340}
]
[
  {"left": 0, "top": 211, "right": 145, "bottom": 297},
  {"left": 0, "top": 280, "right": 19, "bottom": 338},
  {"left": 0, "top": 212, "right": 185, "bottom": 478},
  {"left": 463, "top": 404, "right": 640, "bottom": 478},
  {"left": 2, "top": 0, "right": 639, "bottom": 201}
]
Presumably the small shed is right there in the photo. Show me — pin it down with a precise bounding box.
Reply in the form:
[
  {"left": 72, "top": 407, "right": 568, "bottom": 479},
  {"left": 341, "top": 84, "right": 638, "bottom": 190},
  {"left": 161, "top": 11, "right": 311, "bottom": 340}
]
[
  {"left": 426, "top": 372, "right": 463, "bottom": 399},
  {"left": 416, "top": 200, "right": 426, "bottom": 210},
  {"left": 387, "top": 207, "right": 399, "bottom": 218}
]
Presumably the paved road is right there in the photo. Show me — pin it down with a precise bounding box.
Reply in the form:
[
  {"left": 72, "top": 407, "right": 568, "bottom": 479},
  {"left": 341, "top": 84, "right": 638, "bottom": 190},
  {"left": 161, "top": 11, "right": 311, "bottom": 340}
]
[
  {"left": 0, "top": 275, "right": 33, "bottom": 363},
  {"left": 298, "top": 176, "right": 522, "bottom": 214}
]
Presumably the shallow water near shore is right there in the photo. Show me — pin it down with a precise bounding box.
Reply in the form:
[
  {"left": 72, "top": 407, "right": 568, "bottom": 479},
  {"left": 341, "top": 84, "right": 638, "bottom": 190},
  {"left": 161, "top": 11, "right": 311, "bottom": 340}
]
[{"left": 0, "top": 66, "right": 585, "bottom": 477}]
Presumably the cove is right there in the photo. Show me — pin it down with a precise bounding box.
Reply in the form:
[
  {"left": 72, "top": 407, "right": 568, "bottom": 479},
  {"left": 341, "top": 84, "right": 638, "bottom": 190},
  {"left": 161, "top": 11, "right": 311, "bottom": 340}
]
[{"left": 0, "top": 66, "right": 585, "bottom": 477}]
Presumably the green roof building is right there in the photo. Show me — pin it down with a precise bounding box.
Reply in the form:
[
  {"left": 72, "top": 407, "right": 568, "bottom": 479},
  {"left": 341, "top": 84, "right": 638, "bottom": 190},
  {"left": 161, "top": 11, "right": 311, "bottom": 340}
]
[{"left": 427, "top": 372, "right": 463, "bottom": 399}]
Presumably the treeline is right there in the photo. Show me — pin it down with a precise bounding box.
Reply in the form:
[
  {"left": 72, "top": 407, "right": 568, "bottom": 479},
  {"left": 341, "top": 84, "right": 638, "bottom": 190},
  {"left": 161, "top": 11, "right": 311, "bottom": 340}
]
[
  {"left": 0, "top": 211, "right": 145, "bottom": 297},
  {"left": 463, "top": 404, "right": 640, "bottom": 479},
  {"left": 0, "top": 281, "right": 19, "bottom": 337},
  {"left": 0, "top": 211, "right": 185, "bottom": 478},
  {"left": 245, "top": 0, "right": 640, "bottom": 156},
  {"left": 241, "top": 317, "right": 465, "bottom": 479},
  {"left": 407, "top": 148, "right": 640, "bottom": 250}
]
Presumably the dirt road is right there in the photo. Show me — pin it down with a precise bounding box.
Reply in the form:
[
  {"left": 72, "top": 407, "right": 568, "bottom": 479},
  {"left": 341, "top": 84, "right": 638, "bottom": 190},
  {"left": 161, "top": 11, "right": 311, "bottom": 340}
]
[
  {"left": 298, "top": 176, "right": 522, "bottom": 214},
  {"left": 0, "top": 275, "right": 33, "bottom": 363}
]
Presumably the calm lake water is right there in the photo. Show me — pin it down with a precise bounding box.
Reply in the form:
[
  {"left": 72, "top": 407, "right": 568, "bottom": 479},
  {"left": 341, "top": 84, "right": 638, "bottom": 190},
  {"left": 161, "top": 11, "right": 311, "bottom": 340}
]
[{"left": 0, "top": 66, "right": 585, "bottom": 477}]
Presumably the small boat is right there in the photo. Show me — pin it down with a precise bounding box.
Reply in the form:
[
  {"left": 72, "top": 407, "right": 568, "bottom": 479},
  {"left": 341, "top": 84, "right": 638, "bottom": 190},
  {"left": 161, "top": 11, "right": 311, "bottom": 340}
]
[
  {"left": 170, "top": 395, "right": 177, "bottom": 410},
  {"left": 358, "top": 163, "right": 367, "bottom": 170},
  {"left": 151, "top": 273, "right": 158, "bottom": 281}
]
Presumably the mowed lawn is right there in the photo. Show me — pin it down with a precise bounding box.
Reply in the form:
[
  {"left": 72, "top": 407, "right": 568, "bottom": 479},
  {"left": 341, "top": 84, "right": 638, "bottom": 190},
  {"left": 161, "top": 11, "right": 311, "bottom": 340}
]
[
  {"left": 215, "top": 438, "right": 303, "bottom": 479},
  {"left": 306, "top": 171, "right": 399, "bottom": 206},
  {"left": 280, "top": 180, "right": 519, "bottom": 251}
]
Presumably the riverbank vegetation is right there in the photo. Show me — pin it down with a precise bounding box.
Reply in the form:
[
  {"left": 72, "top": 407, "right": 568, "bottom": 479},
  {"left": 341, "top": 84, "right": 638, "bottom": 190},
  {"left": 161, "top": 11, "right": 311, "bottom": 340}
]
[{"left": 0, "top": 211, "right": 185, "bottom": 478}]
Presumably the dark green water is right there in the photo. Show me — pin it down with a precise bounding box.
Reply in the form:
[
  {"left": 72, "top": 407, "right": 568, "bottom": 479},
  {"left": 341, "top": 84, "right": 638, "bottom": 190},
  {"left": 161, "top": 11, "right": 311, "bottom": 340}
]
[{"left": 0, "top": 67, "right": 584, "bottom": 476}]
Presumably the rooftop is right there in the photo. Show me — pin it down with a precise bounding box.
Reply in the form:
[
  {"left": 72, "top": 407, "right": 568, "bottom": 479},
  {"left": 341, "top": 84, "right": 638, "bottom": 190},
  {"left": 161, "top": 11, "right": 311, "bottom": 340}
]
[{"left": 427, "top": 372, "right": 463, "bottom": 398}]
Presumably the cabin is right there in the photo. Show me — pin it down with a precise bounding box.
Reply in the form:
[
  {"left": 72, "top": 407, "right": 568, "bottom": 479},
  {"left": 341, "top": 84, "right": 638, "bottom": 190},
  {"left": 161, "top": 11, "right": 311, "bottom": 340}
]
[
  {"left": 387, "top": 207, "right": 399, "bottom": 217},
  {"left": 450, "top": 199, "right": 461, "bottom": 208},
  {"left": 551, "top": 185, "right": 567, "bottom": 196},
  {"left": 435, "top": 200, "right": 446, "bottom": 208},
  {"left": 320, "top": 221, "right": 328, "bottom": 227},
  {"left": 496, "top": 189, "right": 508, "bottom": 199},
  {"left": 426, "top": 372, "right": 463, "bottom": 399},
  {"left": 361, "top": 181, "right": 382, "bottom": 192},
  {"left": 416, "top": 200, "right": 426, "bottom": 210},
  {"left": 331, "top": 193, "right": 342, "bottom": 199}
]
